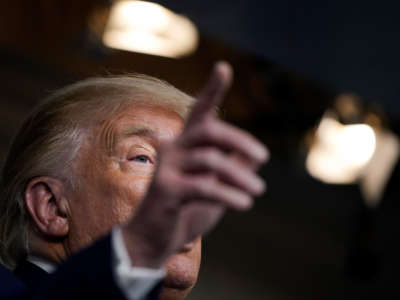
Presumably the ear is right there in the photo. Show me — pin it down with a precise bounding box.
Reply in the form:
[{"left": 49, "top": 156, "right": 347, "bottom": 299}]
[{"left": 25, "top": 177, "right": 69, "bottom": 238}]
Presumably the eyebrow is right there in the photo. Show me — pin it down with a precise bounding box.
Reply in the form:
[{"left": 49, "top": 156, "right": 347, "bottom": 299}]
[
  {"left": 120, "top": 125, "right": 158, "bottom": 139},
  {"left": 100, "top": 123, "right": 158, "bottom": 157}
]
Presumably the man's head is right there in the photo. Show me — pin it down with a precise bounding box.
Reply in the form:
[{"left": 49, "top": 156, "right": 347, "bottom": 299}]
[{"left": 0, "top": 75, "right": 199, "bottom": 298}]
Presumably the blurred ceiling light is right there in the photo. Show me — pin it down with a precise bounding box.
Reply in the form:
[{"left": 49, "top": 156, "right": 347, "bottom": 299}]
[
  {"left": 103, "top": 0, "right": 199, "bottom": 58},
  {"left": 306, "top": 113, "right": 376, "bottom": 184}
]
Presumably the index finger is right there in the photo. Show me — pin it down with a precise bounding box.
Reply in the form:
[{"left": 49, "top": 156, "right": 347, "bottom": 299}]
[{"left": 186, "top": 61, "right": 233, "bottom": 128}]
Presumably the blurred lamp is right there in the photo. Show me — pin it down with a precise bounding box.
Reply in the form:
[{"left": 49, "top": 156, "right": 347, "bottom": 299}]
[
  {"left": 103, "top": 0, "right": 199, "bottom": 58},
  {"left": 306, "top": 112, "right": 376, "bottom": 184}
]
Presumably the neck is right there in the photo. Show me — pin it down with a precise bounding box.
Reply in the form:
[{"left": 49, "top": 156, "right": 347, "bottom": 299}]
[{"left": 28, "top": 232, "right": 68, "bottom": 266}]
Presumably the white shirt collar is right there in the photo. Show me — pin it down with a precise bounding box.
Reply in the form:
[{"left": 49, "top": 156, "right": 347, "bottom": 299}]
[{"left": 27, "top": 255, "right": 57, "bottom": 273}]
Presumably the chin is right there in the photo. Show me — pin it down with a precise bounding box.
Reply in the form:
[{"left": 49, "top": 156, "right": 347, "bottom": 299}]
[
  {"left": 161, "top": 240, "right": 201, "bottom": 299},
  {"left": 159, "top": 287, "right": 190, "bottom": 300}
]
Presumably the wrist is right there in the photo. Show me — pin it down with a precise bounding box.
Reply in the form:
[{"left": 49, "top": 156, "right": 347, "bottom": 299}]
[{"left": 121, "top": 222, "right": 167, "bottom": 269}]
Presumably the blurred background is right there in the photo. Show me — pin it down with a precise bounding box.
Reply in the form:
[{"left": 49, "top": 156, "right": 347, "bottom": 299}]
[{"left": 1, "top": 1, "right": 400, "bottom": 299}]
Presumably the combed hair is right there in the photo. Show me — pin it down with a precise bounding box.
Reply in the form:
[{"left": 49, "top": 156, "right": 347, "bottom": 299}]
[{"left": 0, "top": 74, "right": 195, "bottom": 269}]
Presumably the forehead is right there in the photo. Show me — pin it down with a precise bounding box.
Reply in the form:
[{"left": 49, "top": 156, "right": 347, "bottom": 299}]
[{"left": 97, "top": 104, "right": 184, "bottom": 152}]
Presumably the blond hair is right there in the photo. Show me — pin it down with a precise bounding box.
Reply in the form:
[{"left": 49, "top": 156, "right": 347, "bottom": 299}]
[{"left": 0, "top": 74, "right": 195, "bottom": 269}]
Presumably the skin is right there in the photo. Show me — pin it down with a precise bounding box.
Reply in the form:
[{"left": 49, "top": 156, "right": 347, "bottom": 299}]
[
  {"left": 68, "top": 105, "right": 202, "bottom": 298},
  {"left": 25, "top": 62, "right": 269, "bottom": 299}
]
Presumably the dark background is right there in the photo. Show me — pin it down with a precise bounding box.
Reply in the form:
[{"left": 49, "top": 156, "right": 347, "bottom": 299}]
[
  {"left": 1, "top": 1, "right": 399, "bottom": 299},
  {"left": 159, "top": 0, "right": 400, "bottom": 116}
]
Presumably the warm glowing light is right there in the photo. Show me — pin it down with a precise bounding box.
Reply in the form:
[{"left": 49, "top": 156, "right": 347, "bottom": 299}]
[
  {"left": 306, "top": 115, "right": 376, "bottom": 184},
  {"left": 103, "top": 0, "right": 199, "bottom": 58}
]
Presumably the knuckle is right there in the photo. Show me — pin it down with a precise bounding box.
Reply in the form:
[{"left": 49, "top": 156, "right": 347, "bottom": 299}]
[
  {"left": 200, "top": 119, "right": 216, "bottom": 138},
  {"left": 201, "top": 148, "right": 220, "bottom": 166},
  {"left": 191, "top": 148, "right": 221, "bottom": 168},
  {"left": 191, "top": 175, "right": 217, "bottom": 197}
]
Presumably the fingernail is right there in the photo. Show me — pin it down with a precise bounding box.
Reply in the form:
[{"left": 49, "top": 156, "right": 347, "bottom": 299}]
[
  {"left": 214, "top": 61, "right": 233, "bottom": 85},
  {"left": 255, "top": 145, "right": 269, "bottom": 163},
  {"left": 241, "top": 197, "right": 254, "bottom": 211},
  {"left": 254, "top": 178, "right": 266, "bottom": 194}
]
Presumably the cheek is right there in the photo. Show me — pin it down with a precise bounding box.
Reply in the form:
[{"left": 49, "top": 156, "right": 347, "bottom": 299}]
[
  {"left": 108, "top": 175, "right": 153, "bottom": 224},
  {"left": 72, "top": 173, "right": 152, "bottom": 233}
]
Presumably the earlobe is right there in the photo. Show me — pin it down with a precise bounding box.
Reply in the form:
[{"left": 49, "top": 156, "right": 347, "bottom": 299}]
[{"left": 25, "top": 177, "right": 69, "bottom": 238}]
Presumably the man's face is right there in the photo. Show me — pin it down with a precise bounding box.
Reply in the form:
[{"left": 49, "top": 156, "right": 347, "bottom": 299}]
[{"left": 66, "top": 104, "right": 201, "bottom": 298}]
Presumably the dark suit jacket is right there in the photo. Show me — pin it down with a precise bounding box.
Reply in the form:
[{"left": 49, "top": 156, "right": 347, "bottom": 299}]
[
  {"left": 1, "top": 235, "right": 161, "bottom": 300},
  {"left": 0, "top": 264, "right": 26, "bottom": 299}
]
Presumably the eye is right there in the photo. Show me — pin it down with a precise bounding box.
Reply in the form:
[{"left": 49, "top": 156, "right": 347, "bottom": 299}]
[{"left": 129, "top": 155, "right": 152, "bottom": 164}]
